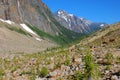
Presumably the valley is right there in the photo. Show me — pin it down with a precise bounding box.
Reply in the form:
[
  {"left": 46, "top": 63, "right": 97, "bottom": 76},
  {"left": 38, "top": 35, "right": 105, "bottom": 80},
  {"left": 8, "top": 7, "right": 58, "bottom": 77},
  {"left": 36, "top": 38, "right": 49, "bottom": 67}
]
[
  {"left": 0, "top": 22, "right": 120, "bottom": 80},
  {"left": 0, "top": 0, "right": 120, "bottom": 80}
]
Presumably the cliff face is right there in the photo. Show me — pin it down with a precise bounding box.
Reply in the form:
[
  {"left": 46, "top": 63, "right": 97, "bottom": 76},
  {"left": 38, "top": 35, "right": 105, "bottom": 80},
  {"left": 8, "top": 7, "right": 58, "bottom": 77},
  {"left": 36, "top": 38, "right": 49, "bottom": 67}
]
[
  {"left": 54, "top": 10, "right": 107, "bottom": 34},
  {"left": 0, "top": 0, "right": 81, "bottom": 45},
  {"left": 0, "top": 0, "right": 60, "bottom": 35}
]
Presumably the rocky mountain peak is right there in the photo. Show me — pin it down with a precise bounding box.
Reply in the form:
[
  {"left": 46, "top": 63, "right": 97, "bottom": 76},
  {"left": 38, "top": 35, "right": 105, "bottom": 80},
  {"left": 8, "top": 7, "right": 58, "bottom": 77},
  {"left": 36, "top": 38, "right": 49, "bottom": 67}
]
[
  {"left": 0, "top": 1, "right": 82, "bottom": 46},
  {"left": 0, "top": 0, "right": 59, "bottom": 35},
  {"left": 56, "top": 10, "right": 74, "bottom": 18},
  {"left": 54, "top": 10, "right": 107, "bottom": 33},
  {"left": 57, "top": 10, "right": 67, "bottom": 15}
]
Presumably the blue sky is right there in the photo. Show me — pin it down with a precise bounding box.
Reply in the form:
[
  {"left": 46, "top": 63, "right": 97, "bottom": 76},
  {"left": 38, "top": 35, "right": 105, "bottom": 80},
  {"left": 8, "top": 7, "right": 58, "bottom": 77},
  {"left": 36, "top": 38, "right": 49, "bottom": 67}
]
[{"left": 42, "top": 0, "right": 120, "bottom": 24}]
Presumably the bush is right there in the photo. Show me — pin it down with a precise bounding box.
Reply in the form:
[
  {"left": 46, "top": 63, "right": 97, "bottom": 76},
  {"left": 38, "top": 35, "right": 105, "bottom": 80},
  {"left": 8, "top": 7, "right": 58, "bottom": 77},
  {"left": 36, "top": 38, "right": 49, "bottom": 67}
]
[
  {"left": 105, "top": 65, "right": 111, "bottom": 70},
  {"left": 39, "top": 67, "right": 49, "bottom": 77},
  {"left": 64, "top": 59, "right": 71, "bottom": 66},
  {"left": 83, "top": 52, "right": 100, "bottom": 80},
  {"left": 7, "top": 26, "right": 32, "bottom": 37},
  {"left": 0, "top": 69, "right": 4, "bottom": 76},
  {"left": 74, "top": 71, "right": 84, "bottom": 80},
  {"left": 54, "top": 62, "right": 61, "bottom": 69},
  {"left": 105, "top": 52, "right": 114, "bottom": 65},
  {"left": 116, "top": 57, "right": 120, "bottom": 63}
]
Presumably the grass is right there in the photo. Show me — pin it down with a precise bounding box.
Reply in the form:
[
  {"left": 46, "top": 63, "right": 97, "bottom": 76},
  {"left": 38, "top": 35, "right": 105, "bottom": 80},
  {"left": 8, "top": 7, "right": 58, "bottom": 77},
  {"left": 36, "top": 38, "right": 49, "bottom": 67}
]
[
  {"left": 64, "top": 59, "right": 71, "bottom": 66},
  {"left": 0, "top": 69, "right": 4, "bottom": 77},
  {"left": 0, "top": 42, "right": 118, "bottom": 80},
  {"left": 105, "top": 52, "right": 114, "bottom": 65},
  {"left": 39, "top": 67, "right": 49, "bottom": 77},
  {"left": 6, "top": 26, "right": 32, "bottom": 37},
  {"left": 25, "top": 23, "right": 66, "bottom": 45},
  {"left": 83, "top": 51, "right": 100, "bottom": 80},
  {"left": 74, "top": 71, "right": 84, "bottom": 80},
  {"left": 116, "top": 57, "right": 120, "bottom": 64},
  {"left": 25, "top": 23, "right": 84, "bottom": 46},
  {"left": 24, "top": 7, "right": 86, "bottom": 46}
]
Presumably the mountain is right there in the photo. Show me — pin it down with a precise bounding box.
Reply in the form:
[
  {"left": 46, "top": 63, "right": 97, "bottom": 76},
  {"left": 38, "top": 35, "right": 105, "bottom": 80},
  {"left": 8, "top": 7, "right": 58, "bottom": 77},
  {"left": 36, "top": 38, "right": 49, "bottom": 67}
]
[
  {"left": 80, "top": 22, "right": 120, "bottom": 46},
  {"left": 54, "top": 10, "right": 107, "bottom": 33},
  {"left": 1, "top": 22, "right": 120, "bottom": 80},
  {"left": 0, "top": 0, "right": 82, "bottom": 46},
  {"left": 0, "top": 19, "right": 56, "bottom": 54},
  {"left": 0, "top": 1, "right": 120, "bottom": 80}
]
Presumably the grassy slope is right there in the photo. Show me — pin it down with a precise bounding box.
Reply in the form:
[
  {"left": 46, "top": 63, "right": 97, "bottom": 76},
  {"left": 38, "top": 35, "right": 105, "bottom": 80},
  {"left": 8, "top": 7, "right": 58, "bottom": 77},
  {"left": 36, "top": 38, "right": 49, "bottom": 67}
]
[
  {"left": 80, "top": 23, "right": 120, "bottom": 46},
  {"left": 1, "top": 23, "right": 120, "bottom": 80},
  {"left": 0, "top": 21, "right": 55, "bottom": 54},
  {"left": 31, "top": 4, "right": 85, "bottom": 46},
  {"left": 26, "top": 23, "right": 85, "bottom": 46}
]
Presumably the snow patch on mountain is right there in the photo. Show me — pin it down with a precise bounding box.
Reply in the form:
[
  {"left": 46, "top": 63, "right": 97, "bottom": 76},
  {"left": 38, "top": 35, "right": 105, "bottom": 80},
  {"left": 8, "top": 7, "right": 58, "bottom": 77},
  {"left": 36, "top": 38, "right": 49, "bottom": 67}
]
[
  {"left": 100, "top": 24, "right": 105, "bottom": 27},
  {"left": 20, "top": 24, "right": 37, "bottom": 35},
  {"left": 58, "top": 11, "right": 63, "bottom": 15},
  {"left": 62, "top": 16, "right": 68, "bottom": 22},
  {"left": 0, "top": 19, "right": 14, "bottom": 24},
  {"left": 35, "top": 37, "right": 42, "bottom": 41},
  {"left": 69, "top": 14, "right": 74, "bottom": 17},
  {"left": 79, "top": 18, "right": 84, "bottom": 20}
]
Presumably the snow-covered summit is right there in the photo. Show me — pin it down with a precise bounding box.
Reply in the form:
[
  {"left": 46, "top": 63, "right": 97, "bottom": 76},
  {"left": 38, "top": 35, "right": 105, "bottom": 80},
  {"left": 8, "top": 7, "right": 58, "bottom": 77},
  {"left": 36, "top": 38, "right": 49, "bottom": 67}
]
[{"left": 54, "top": 10, "right": 107, "bottom": 33}]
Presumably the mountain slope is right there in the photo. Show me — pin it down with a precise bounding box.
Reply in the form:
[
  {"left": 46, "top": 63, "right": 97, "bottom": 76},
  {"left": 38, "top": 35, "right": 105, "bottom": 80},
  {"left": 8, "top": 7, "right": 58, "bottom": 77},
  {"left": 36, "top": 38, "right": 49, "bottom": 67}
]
[
  {"left": 0, "top": 20, "right": 55, "bottom": 54},
  {"left": 54, "top": 10, "right": 107, "bottom": 33},
  {"left": 79, "top": 22, "right": 120, "bottom": 47},
  {"left": 0, "top": 0, "right": 82, "bottom": 45},
  {"left": 1, "top": 22, "right": 120, "bottom": 80}
]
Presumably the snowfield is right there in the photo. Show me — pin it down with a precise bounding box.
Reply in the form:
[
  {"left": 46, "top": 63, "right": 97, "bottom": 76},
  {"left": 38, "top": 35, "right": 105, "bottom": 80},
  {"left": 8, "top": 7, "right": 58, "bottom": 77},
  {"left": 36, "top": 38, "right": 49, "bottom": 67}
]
[
  {"left": 69, "top": 14, "right": 74, "bottom": 17},
  {"left": 100, "top": 24, "right": 105, "bottom": 27},
  {"left": 35, "top": 37, "right": 42, "bottom": 41},
  {"left": 20, "top": 24, "right": 37, "bottom": 35},
  {"left": 20, "top": 24, "right": 42, "bottom": 41},
  {"left": 0, "top": 19, "right": 14, "bottom": 24}
]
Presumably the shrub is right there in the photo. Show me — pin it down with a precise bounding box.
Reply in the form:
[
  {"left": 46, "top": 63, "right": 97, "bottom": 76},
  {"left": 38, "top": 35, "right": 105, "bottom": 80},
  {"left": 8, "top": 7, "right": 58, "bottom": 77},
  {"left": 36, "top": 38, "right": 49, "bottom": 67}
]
[
  {"left": 39, "top": 67, "right": 49, "bottom": 77},
  {"left": 105, "top": 65, "right": 111, "bottom": 70},
  {"left": 54, "top": 62, "right": 61, "bottom": 69},
  {"left": 0, "top": 69, "right": 4, "bottom": 76},
  {"left": 83, "top": 52, "right": 100, "bottom": 80},
  {"left": 105, "top": 52, "right": 114, "bottom": 65},
  {"left": 7, "top": 26, "right": 32, "bottom": 37},
  {"left": 116, "top": 57, "right": 120, "bottom": 63},
  {"left": 74, "top": 71, "right": 84, "bottom": 80},
  {"left": 64, "top": 59, "right": 71, "bottom": 66}
]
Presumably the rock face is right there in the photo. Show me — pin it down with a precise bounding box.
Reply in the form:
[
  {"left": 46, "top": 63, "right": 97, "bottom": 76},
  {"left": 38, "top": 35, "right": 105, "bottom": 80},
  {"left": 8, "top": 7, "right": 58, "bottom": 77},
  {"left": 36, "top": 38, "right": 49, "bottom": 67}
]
[
  {"left": 0, "top": 1, "right": 107, "bottom": 35},
  {"left": 0, "top": 0, "right": 62, "bottom": 35},
  {"left": 0, "top": 21, "right": 56, "bottom": 54},
  {"left": 0, "top": 0, "right": 82, "bottom": 46},
  {"left": 54, "top": 10, "right": 107, "bottom": 33}
]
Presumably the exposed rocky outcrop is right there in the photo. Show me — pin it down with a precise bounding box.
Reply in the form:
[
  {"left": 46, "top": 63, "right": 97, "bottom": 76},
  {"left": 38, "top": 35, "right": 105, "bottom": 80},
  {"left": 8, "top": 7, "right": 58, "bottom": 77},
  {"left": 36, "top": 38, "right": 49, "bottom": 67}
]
[
  {"left": 0, "top": 0, "right": 67, "bottom": 35},
  {"left": 54, "top": 10, "right": 107, "bottom": 33}
]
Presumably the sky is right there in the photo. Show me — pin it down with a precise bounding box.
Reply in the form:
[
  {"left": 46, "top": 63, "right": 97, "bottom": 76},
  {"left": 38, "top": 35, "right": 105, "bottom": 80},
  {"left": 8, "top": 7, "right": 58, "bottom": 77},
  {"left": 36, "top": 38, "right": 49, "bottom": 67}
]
[{"left": 42, "top": 0, "right": 120, "bottom": 24}]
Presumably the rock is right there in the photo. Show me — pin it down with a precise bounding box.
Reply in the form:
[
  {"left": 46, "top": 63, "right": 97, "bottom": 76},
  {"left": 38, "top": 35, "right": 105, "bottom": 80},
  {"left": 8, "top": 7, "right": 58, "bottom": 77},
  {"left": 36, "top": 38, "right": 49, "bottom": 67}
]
[
  {"left": 70, "top": 65, "right": 76, "bottom": 71},
  {"left": 78, "top": 64, "right": 84, "bottom": 69},
  {"left": 64, "top": 71, "right": 69, "bottom": 75},
  {"left": 35, "top": 77, "right": 47, "bottom": 80},
  {"left": 105, "top": 70, "right": 109, "bottom": 74},
  {"left": 56, "top": 70, "right": 62, "bottom": 76},
  {"left": 69, "top": 45, "right": 76, "bottom": 53},
  {"left": 49, "top": 71, "right": 57, "bottom": 78},
  {"left": 47, "top": 63, "right": 54, "bottom": 70},
  {"left": 12, "top": 71, "right": 19, "bottom": 78},
  {"left": 69, "top": 70, "right": 74, "bottom": 75},
  {"left": 61, "top": 65, "right": 66, "bottom": 70},
  {"left": 73, "top": 57, "right": 82, "bottom": 63},
  {"left": 28, "top": 58, "right": 36, "bottom": 65},
  {"left": 75, "top": 67, "right": 79, "bottom": 71},
  {"left": 65, "top": 66, "right": 70, "bottom": 71},
  {"left": 111, "top": 75, "right": 119, "bottom": 80}
]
